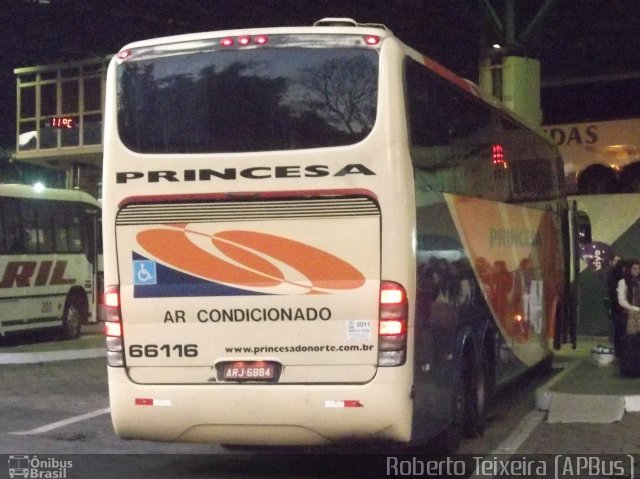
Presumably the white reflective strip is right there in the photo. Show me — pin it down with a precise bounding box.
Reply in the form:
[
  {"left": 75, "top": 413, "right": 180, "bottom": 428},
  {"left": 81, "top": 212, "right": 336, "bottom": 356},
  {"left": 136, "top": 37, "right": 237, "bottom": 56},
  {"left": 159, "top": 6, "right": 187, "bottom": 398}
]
[
  {"left": 325, "top": 400, "right": 345, "bottom": 408},
  {"left": 153, "top": 399, "right": 172, "bottom": 407},
  {"left": 9, "top": 407, "right": 111, "bottom": 435}
]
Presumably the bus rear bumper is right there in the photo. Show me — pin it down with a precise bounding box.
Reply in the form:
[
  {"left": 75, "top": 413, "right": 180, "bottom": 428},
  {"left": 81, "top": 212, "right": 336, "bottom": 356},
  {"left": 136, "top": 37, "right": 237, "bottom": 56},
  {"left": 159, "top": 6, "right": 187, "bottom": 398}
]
[{"left": 107, "top": 366, "right": 412, "bottom": 446}]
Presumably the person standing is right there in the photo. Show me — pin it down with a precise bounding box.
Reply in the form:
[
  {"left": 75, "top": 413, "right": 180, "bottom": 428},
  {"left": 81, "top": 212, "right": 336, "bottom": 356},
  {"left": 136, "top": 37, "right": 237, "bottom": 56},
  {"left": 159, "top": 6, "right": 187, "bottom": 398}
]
[
  {"left": 618, "top": 260, "right": 640, "bottom": 330},
  {"left": 617, "top": 259, "right": 640, "bottom": 376},
  {"left": 607, "top": 256, "right": 626, "bottom": 357}
]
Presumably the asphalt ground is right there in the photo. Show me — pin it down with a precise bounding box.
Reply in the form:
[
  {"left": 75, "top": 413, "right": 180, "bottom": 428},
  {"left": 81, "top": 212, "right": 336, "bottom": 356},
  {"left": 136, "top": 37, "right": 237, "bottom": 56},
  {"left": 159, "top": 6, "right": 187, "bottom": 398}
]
[
  {"left": 1, "top": 327, "right": 635, "bottom": 399},
  {"left": 3, "top": 327, "right": 640, "bottom": 456}
]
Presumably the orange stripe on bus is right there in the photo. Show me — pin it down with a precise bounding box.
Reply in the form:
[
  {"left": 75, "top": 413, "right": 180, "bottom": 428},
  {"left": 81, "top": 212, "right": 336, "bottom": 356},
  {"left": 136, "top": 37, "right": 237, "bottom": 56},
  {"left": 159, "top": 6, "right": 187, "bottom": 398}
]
[
  {"left": 213, "top": 230, "right": 365, "bottom": 290},
  {"left": 137, "top": 229, "right": 281, "bottom": 287}
]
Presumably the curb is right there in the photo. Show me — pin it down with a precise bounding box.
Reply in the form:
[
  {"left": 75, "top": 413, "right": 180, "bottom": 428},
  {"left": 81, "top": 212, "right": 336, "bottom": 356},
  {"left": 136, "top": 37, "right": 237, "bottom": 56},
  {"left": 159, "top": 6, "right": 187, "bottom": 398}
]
[
  {"left": 0, "top": 327, "right": 106, "bottom": 365},
  {"left": 534, "top": 358, "right": 581, "bottom": 411},
  {"left": 535, "top": 358, "right": 640, "bottom": 417},
  {"left": 0, "top": 347, "right": 106, "bottom": 365}
]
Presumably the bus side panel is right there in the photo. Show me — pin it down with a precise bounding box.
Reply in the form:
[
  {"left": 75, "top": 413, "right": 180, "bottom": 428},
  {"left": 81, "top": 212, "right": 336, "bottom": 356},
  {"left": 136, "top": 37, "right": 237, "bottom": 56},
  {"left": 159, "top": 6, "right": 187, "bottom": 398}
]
[
  {"left": 0, "top": 254, "right": 92, "bottom": 334},
  {"left": 411, "top": 192, "right": 561, "bottom": 441},
  {"left": 412, "top": 192, "right": 495, "bottom": 442},
  {"left": 447, "top": 194, "right": 561, "bottom": 372}
]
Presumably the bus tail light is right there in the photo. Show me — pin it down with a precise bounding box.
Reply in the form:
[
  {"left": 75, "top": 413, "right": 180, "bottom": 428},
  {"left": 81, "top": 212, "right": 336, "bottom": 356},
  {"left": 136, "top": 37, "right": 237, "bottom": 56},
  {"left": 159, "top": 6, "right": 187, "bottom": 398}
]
[
  {"left": 102, "top": 285, "right": 125, "bottom": 367},
  {"left": 378, "top": 281, "right": 408, "bottom": 367}
]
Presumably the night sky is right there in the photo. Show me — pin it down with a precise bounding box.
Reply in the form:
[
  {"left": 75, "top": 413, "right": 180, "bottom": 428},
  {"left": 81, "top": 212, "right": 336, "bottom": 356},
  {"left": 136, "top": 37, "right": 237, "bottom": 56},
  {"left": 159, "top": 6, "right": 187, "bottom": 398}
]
[{"left": 2, "top": 0, "right": 640, "bottom": 150}]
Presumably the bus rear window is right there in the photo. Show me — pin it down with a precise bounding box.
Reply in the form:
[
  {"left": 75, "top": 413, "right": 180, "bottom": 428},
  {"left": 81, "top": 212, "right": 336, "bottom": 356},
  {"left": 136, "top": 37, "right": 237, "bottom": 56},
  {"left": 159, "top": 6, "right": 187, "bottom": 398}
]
[{"left": 117, "top": 46, "right": 378, "bottom": 153}]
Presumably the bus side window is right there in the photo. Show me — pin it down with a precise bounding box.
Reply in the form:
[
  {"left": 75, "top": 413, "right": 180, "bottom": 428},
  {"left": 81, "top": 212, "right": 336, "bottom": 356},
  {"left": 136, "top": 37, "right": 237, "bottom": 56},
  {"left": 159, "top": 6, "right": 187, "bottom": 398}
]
[
  {"left": 405, "top": 58, "right": 494, "bottom": 199},
  {"left": 52, "top": 202, "right": 70, "bottom": 253},
  {"left": 5, "top": 199, "right": 25, "bottom": 253},
  {"left": 499, "top": 117, "right": 560, "bottom": 203},
  {"left": 34, "top": 201, "right": 54, "bottom": 253},
  {"left": 447, "top": 92, "right": 492, "bottom": 199},
  {"left": 68, "top": 206, "right": 83, "bottom": 253},
  {"left": 21, "top": 201, "right": 40, "bottom": 253},
  {"left": 405, "top": 58, "right": 452, "bottom": 194},
  {"left": 0, "top": 198, "right": 5, "bottom": 253}
]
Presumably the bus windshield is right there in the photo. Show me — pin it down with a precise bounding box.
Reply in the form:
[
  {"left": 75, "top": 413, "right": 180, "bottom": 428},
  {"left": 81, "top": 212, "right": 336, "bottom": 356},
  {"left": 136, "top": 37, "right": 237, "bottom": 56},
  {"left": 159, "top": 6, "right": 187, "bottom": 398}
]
[{"left": 117, "top": 39, "right": 378, "bottom": 153}]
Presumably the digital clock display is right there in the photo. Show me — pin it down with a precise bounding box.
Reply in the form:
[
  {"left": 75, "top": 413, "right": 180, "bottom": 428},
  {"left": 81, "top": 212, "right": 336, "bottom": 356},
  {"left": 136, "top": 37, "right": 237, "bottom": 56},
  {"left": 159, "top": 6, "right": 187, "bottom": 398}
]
[{"left": 49, "top": 116, "right": 77, "bottom": 129}]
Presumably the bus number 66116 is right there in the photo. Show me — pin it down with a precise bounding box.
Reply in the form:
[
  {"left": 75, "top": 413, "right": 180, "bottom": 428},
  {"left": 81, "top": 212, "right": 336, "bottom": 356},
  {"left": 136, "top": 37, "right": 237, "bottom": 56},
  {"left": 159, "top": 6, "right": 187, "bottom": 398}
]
[{"left": 128, "top": 344, "right": 199, "bottom": 358}]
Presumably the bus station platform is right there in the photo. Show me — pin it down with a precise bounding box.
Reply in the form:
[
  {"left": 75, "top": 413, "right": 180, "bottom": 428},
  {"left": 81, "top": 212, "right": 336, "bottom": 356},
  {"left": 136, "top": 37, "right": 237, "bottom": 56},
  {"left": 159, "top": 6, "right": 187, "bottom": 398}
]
[{"left": 536, "top": 336, "right": 640, "bottom": 424}]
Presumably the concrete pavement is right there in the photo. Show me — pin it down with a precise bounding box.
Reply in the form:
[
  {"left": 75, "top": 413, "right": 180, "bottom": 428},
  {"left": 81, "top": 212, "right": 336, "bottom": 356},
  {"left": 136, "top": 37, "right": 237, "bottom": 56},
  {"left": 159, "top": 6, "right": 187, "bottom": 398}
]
[{"left": 536, "top": 336, "right": 640, "bottom": 424}]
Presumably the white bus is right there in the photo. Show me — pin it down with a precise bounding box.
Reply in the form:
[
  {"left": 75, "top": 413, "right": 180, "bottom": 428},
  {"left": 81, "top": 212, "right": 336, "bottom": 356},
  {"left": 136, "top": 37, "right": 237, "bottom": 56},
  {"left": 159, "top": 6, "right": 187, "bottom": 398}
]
[
  {"left": 0, "top": 184, "right": 101, "bottom": 339},
  {"left": 102, "top": 18, "right": 585, "bottom": 451}
]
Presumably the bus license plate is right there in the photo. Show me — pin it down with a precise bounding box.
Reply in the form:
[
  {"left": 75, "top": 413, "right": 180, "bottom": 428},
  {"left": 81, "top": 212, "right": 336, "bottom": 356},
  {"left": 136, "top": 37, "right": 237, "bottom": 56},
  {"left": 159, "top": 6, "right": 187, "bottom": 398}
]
[{"left": 222, "top": 361, "right": 277, "bottom": 381}]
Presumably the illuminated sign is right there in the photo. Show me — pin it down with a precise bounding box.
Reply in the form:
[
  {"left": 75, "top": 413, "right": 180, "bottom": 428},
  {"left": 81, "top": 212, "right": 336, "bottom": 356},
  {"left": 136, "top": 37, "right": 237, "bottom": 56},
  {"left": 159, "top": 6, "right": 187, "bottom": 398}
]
[{"left": 492, "top": 144, "right": 508, "bottom": 168}]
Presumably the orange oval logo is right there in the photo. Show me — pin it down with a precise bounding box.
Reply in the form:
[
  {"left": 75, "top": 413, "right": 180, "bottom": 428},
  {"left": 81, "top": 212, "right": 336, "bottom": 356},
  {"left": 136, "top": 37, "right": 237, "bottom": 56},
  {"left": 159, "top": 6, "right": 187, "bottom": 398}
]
[{"left": 136, "top": 227, "right": 365, "bottom": 294}]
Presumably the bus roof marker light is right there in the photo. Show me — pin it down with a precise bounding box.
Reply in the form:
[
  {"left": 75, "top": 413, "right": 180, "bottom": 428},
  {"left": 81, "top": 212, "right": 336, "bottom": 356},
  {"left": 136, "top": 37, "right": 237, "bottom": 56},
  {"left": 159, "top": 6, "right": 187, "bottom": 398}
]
[
  {"left": 254, "top": 35, "right": 269, "bottom": 45},
  {"left": 117, "top": 49, "right": 132, "bottom": 60},
  {"left": 220, "top": 37, "right": 234, "bottom": 47},
  {"left": 33, "top": 182, "right": 45, "bottom": 193},
  {"left": 238, "top": 36, "right": 251, "bottom": 46},
  {"left": 364, "top": 35, "right": 380, "bottom": 46}
]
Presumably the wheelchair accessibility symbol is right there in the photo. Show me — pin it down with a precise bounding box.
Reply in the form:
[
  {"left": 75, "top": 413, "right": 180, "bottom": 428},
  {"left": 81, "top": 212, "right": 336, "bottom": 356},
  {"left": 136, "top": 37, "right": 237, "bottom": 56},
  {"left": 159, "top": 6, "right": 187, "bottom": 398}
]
[{"left": 133, "top": 260, "right": 157, "bottom": 285}]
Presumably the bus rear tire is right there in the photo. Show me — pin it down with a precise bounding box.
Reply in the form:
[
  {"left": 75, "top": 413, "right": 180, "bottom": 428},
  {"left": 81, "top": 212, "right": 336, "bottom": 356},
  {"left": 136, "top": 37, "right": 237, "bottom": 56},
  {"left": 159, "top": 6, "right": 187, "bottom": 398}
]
[
  {"left": 61, "top": 295, "right": 85, "bottom": 340},
  {"left": 464, "top": 350, "right": 491, "bottom": 438},
  {"left": 435, "top": 365, "right": 465, "bottom": 453}
]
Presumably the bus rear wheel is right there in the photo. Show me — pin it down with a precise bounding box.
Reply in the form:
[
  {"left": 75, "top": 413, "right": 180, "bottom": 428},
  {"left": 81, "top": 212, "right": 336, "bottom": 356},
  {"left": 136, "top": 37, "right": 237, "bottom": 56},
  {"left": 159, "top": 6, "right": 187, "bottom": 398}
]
[
  {"left": 435, "top": 363, "right": 466, "bottom": 453},
  {"left": 464, "top": 353, "right": 490, "bottom": 438},
  {"left": 436, "top": 351, "right": 490, "bottom": 452},
  {"left": 60, "top": 295, "right": 85, "bottom": 339}
]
